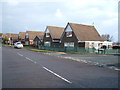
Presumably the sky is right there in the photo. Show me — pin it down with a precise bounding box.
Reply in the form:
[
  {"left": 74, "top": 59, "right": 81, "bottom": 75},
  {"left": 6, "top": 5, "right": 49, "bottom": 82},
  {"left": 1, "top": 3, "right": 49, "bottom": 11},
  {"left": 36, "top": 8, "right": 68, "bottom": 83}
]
[{"left": 0, "top": 0, "right": 119, "bottom": 42}]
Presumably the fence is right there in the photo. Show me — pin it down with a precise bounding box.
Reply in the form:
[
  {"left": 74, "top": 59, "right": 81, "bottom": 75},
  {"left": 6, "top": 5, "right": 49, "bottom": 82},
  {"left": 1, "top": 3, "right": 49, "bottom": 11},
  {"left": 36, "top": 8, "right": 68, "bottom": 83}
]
[{"left": 38, "top": 45, "right": 120, "bottom": 54}]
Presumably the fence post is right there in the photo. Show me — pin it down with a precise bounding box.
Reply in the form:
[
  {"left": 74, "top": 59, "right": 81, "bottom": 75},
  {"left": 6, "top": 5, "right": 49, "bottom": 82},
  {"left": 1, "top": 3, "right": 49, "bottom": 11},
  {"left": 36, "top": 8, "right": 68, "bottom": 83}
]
[{"left": 64, "top": 47, "right": 66, "bottom": 52}]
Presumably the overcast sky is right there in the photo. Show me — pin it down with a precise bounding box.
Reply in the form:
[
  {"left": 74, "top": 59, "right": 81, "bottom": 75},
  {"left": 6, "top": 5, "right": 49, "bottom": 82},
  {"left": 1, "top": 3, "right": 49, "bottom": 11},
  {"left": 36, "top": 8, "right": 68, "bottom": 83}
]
[{"left": 0, "top": 0, "right": 119, "bottom": 42}]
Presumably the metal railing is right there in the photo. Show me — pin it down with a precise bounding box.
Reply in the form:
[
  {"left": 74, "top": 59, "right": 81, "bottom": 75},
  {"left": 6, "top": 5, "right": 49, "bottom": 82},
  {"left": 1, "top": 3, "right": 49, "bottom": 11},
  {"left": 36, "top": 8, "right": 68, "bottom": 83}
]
[{"left": 38, "top": 45, "right": 120, "bottom": 54}]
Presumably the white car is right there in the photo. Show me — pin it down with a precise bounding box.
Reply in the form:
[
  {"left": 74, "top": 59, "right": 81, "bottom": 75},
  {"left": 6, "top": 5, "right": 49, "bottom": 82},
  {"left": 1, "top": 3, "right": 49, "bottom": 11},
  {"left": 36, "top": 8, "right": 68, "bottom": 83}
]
[{"left": 14, "top": 42, "right": 23, "bottom": 48}]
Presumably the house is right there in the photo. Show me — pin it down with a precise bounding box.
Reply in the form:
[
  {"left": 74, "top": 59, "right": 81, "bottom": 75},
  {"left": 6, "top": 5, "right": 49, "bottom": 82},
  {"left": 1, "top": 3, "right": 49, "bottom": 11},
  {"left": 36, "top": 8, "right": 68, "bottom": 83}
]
[
  {"left": 60, "top": 22, "right": 112, "bottom": 49},
  {"left": 18, "top": 32, "right": 26, "bottom": 45},
  {"left": 43, "top": 26, "right": 64, "bottom": 47},
  {"left": 2, "top": 33, "right": 18, "bottom": 44},
  {"left": 2, "top": 33, "right": 12, "bottom": 44},
  {"left": 25, "top": 31, "right": 43, "bottom": 46},
  {"left": 0, "top": 33, "right": 2, "bottom": 43},
  {"left": 112, "top": 43, "right": 120, "bottom": 49},
  {"left": 10, "top": 33, "right": 18, "bottom": 44},
  {"left": 33, "top": 32, "right": 44, "bottom": 47}
]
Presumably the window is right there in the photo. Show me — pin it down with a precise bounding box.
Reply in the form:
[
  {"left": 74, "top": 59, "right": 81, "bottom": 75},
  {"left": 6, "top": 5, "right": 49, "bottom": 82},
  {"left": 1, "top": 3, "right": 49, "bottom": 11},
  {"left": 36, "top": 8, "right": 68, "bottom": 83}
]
[
  {"left": 66, "top": 32, "right": 72, "bottom": 37},
  {"left": 44, "top": 42, "right": 51, "bottom": 47},
  {"left": 52, "top": 39, "right": 60, "bottom": 42},
  {"left": 46, "top": 33, "right": 50, "bottom": 37},
  {"left": 64, "top": 42, "right": 74, "bottom": 47},
  {"left": 26, "top": 33, "right": 28, "bottom": 38}
]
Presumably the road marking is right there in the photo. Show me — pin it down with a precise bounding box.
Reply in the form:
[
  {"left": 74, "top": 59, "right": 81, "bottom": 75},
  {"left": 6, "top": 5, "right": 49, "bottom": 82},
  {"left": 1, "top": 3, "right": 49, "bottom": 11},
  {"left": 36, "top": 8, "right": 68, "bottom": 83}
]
[
  {"left": 34, "top": 61, "right": 37, "bottom": 64},
  {"left": 25, "top": 57, "right": 32, "bottom": 61},
  {"left": 25, "top": 57, "right": 37, "bottom": 64},
  {"left": 43, "top": 66, "right": 72, "bottom": 84},
  {"left": 17, "top": 53, "right": 23, "bottom": 56}
]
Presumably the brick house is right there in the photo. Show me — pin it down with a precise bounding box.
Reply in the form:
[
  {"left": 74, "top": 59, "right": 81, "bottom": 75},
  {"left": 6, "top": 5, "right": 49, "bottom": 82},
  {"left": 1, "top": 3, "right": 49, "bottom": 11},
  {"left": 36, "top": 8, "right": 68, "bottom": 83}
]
[
  {"left": 18, "top": 32, "right": 26, "bottom": 45},
  {"left": 25, "top": 31, "right": 43, "bottom": 46},
  {"left": 2, "top": 33, "right": 18, "bottom": 44},
  {"left": 10, "top": 33, "right": 18, "bottom": 44},
  {"left": 60, "top": 22, "right": 112, "bottom": 49},
  {"left": 33, "top": 32, "right": 44, "bottom": 47},
  {"left": 43, "top": 26, "right": 64, "bottom": 47},
  {"left": 2, "top": 33, "right": 11, "bottom": 44}
]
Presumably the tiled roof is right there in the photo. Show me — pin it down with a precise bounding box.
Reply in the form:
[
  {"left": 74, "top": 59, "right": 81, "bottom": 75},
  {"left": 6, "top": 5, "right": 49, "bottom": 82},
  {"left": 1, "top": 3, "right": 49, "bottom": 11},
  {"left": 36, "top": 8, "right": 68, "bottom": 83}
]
[
  {"left": 47, "top": 26, "right": 64, "bottom": 39},
  {"left": 11, "top": 33, "right": 18, "bottom": 40},
  {"left": 2, "top": 33, "right": 18, "bottom": 40},
  {"left": 19, "top": 32, "right": 26, "bottom": 39},
  {"left": 26, "top": 31, "right": 44, "bottom": 40},
  {"left": 2, "top": 33, "right": 11, "bottom": 38},
  {"left": 68, "top": 22, "right": 104, "bottom": 41}
]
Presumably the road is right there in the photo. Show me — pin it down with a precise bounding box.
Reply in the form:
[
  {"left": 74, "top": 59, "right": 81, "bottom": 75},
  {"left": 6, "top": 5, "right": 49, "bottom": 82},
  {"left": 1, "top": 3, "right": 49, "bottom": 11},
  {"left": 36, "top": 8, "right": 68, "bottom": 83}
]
[{"left": 2, "top": 46, "right": 118, "bottom": 88}]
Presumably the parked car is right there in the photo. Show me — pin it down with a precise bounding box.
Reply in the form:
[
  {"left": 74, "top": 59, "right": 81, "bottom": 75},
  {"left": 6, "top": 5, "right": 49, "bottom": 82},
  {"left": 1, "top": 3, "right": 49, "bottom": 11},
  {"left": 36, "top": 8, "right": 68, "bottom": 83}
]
[{"left": 14, "top": 42, "right": 23, "bottom": 48}]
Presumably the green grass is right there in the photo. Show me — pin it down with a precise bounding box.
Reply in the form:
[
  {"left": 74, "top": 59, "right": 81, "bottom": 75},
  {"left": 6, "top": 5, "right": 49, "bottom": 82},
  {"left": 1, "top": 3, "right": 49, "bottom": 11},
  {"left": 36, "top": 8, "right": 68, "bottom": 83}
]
[
  {"left": 2, "top": 43, "right": 14, "bottom": 47},
  {"left": 24, "top": 46, "right": 37, "bottom": 49},
  {"left": 24, "top": 46, "right": 54, "bottom": 53},
  {"left": 30, "top": 49, "right": 54, "bottom": 53}
]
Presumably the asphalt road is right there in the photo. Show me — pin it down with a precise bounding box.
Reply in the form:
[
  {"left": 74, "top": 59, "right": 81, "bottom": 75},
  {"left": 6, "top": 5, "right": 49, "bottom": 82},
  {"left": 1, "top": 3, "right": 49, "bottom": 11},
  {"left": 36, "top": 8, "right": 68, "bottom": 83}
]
[{"left": 2, "top": 46, "right": 118, "bottom": 88}]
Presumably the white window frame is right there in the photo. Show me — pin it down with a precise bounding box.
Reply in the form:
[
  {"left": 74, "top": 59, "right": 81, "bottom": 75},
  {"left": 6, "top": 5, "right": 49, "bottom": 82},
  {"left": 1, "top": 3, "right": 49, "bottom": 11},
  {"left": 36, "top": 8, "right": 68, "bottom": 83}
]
[
  {"left": 66, "top": 31, "right": 72, "bottom": 37},
  {"left": 64, "top": 42, "right": 74, "bottom": 47}
]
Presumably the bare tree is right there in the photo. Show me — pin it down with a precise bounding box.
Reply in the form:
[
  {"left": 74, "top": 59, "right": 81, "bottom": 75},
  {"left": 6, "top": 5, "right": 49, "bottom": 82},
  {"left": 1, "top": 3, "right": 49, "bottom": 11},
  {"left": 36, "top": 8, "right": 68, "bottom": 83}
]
[{"left": 101, "top": 34, "right": 113, "bottom": 42}]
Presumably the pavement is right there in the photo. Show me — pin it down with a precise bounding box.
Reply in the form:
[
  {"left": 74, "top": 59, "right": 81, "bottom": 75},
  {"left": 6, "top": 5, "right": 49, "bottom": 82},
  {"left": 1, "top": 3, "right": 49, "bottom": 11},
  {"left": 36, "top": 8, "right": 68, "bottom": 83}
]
[{"left": 2, "top": 46, "right": 119, "bottom": 88}]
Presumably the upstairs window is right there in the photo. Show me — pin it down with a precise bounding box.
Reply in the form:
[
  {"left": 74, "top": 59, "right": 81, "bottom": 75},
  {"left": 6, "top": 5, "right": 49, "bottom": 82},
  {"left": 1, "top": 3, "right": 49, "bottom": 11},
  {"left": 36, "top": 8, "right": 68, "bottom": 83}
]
[
  {"left": 26, "top": 33, "right": 28, "bottom": 38},
  {"left": 46, "top": 33, "right": 50, "bottom": 37},
  {"left": 66, "top": 31, "right": 72, "bottom": 37},
  {"left": 46, "top": 28, "right": 50, "bottom": 37},
  {"left": 65, "top": 25, "right": 72, "bottom": 37}
]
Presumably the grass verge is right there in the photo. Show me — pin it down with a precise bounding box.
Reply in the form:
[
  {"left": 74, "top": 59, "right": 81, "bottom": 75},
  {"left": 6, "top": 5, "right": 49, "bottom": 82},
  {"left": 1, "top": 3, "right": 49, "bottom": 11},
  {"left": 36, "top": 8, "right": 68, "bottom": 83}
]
[
  {"left": 30, "top": 49, "right": 54, "bottom": 53},
  {"left": 24, "top": 46, "right": 54, "bottom": 53},
  {"left": 2, "top": 43, "right": 14, "bottom": 47}
]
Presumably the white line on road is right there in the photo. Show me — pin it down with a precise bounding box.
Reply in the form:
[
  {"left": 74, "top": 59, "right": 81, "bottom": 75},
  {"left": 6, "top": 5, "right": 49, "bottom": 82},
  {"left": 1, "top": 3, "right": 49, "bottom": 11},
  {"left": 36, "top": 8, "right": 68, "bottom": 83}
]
[
  {"left": 25, "top": 57, "right": 37, "bottom": 64},
  {"left": 43, "top": 66, "right": 72, "bottom": 84},
  {"left": 25, "top": 57, "right": 32, "bottom": 61},
  {"left": 17, "top": 53, "right": 23, "bottom": 56}
]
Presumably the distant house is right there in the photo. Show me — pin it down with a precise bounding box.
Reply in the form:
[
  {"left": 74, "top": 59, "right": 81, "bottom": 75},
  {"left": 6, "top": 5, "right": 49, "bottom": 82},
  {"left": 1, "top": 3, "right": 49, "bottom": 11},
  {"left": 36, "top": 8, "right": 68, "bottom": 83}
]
[
  {"left": 2, "top": 33, "right": 12, "bottom": 44},
  {"left": 25, "top": 31, "right": 43, "bottom": 46},
  {"left": 0, "top": 33, "right": 2, "bottom": 43},
  {"left": 43, "top": 26, "right": 64, "bottom": 47},
  {"left": 18, "top": 32, "right": 26, "bottom": 45},
  {"left": 10, "top": 33, "right": 18, "bottom": 44},
  {"left": 61, "top": 22, "right": 112, "bottom": 49},
  {"left": 33, "top": 32, "right": 44, "bottom": 47},
  {"left": 2, "top": 33, "right": 18, "bottom": 44}
]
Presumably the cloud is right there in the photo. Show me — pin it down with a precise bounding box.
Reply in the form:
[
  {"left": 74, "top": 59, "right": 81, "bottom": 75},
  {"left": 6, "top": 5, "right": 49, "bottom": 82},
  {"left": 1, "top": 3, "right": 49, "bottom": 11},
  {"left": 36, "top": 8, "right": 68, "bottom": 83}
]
[
  {"left": 102, "top": 17, "right": 118, "bottom": 27},
  {"left": 1, "top": 0, "right": 118, "bottom": 41},
  {"left": 6, "top": 0, "right": 19, "bottom": 6},
  {"left": 55, "top": 8, "right": 63, "bottom": 18}
]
